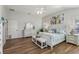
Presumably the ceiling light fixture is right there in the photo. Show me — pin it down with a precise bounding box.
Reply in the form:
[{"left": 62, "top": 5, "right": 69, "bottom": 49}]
[
  {"left": 35, "top": 8, "right": 46, "bottom": 15},
  {"left": 37, "top": 10, "right": 43, "bottom": 14}
]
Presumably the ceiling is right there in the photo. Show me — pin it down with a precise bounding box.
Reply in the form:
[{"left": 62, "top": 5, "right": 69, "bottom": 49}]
[{"left": 6, "top": 5, "right": 79, "bottom": 16}]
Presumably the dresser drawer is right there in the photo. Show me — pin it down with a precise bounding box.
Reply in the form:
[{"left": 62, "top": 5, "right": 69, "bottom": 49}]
[
  {"left": 67, "top": 37, "right": 74, "bottom": 39},
  {"left": 67, "top": 39, "right": 76, "bottom": 43},
  {"left": 66, "top": 36, "right": 75, "bottom": 40},
  {"left": 66, "top": 35, "right": 78, "bottom": 45}
]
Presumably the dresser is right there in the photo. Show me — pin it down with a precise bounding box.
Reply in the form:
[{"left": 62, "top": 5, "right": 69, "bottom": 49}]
[
  {"left": 0, "top": 21, "right": 7, "bottom": 54},
  {"left": 0, "top": 23, "right": 3, "bottom": 54},
  {"left": 66, "top": 34, "right": 79, "bottom": 45}
]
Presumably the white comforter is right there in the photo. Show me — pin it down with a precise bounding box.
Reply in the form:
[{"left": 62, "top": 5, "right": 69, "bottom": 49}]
[{"left": 47, "top": 33, "right": 65, "bottom": 47}]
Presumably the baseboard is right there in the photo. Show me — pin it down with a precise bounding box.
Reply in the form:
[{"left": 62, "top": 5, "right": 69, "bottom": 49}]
[{"left": 7, "top": 36, "right": 32, "bottom": 40}]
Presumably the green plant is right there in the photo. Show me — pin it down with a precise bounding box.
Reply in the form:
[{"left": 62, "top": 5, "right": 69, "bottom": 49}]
[{"left": 37, "top": 28, "right": 43, "bottom": 34}]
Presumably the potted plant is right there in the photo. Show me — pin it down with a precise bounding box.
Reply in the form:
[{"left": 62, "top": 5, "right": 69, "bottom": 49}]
[
  {"left": 39, "top": 28, "right": 43, "bottom": 32},
  {"left": 37, "top": 28, "right": 44, "bottom": 34}
]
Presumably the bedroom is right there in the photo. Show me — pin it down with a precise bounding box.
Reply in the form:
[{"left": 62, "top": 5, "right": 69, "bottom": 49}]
[{"left": 1, "top": 5, "right": 79, "bottom": 54}]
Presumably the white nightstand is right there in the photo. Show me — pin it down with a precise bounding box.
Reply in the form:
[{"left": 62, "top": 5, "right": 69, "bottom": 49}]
[{"left": 66, "top": 34, "right": 79, "bottom": 45}]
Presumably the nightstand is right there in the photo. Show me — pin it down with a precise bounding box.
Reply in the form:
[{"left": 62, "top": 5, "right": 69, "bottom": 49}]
[{"left": 66, "top": 34, "right": 79, "bottom": 45}]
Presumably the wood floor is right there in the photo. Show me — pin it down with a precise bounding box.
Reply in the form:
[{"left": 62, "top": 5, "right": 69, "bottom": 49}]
[{"left": 3, "top": 37, "right": 79, "bottom": 54}]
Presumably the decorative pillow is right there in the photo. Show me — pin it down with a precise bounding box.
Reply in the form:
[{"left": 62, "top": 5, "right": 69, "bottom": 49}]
[
  {"left": 56, "top": 28, "right": 66, "bottom": 34},
  {"left": 48, "top": 28, "right": 56, "bottom": 33}
]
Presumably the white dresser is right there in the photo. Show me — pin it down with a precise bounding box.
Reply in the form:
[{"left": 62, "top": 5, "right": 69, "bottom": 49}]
[
  {"left": 0, "top": 23, "right": 3, "bottom": 54},
  {"left": 0, "top": 19, "right": 7, "bottom": 54}
]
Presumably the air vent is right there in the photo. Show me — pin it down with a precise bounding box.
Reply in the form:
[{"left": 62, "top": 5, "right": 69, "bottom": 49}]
[{"left": 9, "top": 8, "right": 15, "bottom": 12}]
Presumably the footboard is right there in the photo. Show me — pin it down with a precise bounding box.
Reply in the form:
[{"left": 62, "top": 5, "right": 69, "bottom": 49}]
[{"left": 47, "top": 33, "right": 65, "bottom": 48}]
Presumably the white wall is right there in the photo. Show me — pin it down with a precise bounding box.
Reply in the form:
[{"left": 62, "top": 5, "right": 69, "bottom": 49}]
[
  {"left": 0, "top": 6, "right": 7, "bottom": 18},
  {"left": 7, "top": 11, "right": 42, "bottom": 38},
  {"left": 8, "top": 7, "right": 79, "bottom": 39},
  {"left": 43, "top": 8, "right": 79, "bottom": 34},
  {"left": 0, "top": 6, "right": 2, "bottom": 16}
]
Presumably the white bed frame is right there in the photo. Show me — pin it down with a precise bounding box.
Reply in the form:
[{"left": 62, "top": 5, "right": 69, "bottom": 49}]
[{"left": 38, "top": 32, "right": 65, "bottom": 49}]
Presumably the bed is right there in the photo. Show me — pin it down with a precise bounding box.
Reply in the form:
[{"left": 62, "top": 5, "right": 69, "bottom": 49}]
[{"left": 38, "top": 32, "right": 65, "bottom": 48}]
